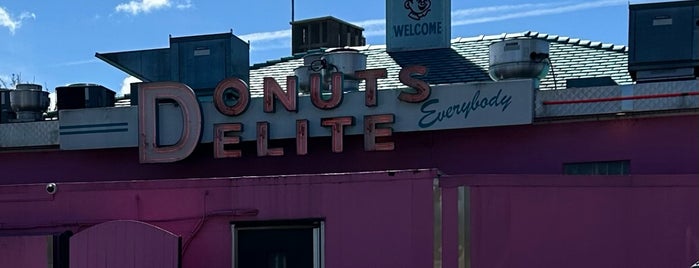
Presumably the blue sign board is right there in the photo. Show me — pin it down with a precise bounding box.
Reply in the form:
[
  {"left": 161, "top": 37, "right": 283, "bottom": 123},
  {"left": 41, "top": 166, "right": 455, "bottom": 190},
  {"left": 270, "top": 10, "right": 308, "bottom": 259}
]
[{"left": 386, "top": 0, "right": 451, "bottom": 52}]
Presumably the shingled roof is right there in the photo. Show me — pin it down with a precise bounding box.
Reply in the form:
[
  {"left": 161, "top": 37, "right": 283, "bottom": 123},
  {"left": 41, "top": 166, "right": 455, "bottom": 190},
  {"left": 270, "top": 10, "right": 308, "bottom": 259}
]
[{"left": 248, "top": 31, "right": 632, "bottom": 97}]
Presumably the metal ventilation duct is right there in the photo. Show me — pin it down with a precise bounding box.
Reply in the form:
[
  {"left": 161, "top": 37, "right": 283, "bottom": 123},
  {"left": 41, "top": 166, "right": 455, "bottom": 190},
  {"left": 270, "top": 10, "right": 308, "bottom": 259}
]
[
  {"left": 9, "top": 84, "right": 49, "bottom": 122},
  {"left": 294, "top": 48, "right": 367, "bottom": 93},
  {"left": 294, "top": 52, "right": 324, "bottom": 93},
  {"left": 489, "top": 38, "right": 550, "bottom": 84},
  {"left": 320, "top": 48, "right": 367, "bottom": 92}
]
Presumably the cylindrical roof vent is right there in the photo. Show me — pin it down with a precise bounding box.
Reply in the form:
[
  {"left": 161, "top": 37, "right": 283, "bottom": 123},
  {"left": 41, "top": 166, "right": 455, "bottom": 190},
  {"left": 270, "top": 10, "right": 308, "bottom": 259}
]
[
  {"left": 489, "top": 38, "right": 550, "bottom": 84},
  {"left": 321, "top": 48, "right": 367, "bottom": 92},
  {"left": 9, "top": 83, "right": 49, "bottom": 121}
]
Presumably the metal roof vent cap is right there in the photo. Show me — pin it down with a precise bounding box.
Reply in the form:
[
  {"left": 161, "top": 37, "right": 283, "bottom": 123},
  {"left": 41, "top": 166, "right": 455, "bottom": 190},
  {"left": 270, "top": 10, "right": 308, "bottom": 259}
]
[
  {"left": 489, "top": 38, "right": 550, "bottom": 86},
  {"left": 9, "top": 83, "right": 49, "bottom": 122},
  {"left": 294, "top": 52, "right": 325, "bottom": 93},
  {"left": 320, "top": 48, "right": 367, "bottom": 92}
]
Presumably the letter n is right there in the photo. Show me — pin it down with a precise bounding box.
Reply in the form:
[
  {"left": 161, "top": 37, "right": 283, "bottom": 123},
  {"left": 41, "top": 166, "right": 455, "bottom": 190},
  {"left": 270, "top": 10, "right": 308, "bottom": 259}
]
[{"left": 139, "top": 82, "right": 202, "bottom": 163}]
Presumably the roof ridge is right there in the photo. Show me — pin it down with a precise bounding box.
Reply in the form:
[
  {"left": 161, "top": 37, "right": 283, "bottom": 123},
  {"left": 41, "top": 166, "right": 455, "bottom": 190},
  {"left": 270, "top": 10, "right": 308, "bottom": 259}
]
[{"left": 451, "top": 31, "right": 628, "bottom": 52}]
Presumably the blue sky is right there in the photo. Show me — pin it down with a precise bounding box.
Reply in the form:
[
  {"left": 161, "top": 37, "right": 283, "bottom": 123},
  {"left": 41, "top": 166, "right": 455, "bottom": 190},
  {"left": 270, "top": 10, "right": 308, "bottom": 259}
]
[{"left": 0, "top": 0, "right": 670, "bottom": 96}]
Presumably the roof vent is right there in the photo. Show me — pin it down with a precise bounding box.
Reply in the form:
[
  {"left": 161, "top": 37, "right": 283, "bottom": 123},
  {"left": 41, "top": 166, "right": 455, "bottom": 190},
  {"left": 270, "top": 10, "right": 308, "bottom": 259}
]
[
  {"left": 294, "top": 48, "right": 367, "bottom": 93},
  {"left": 293, "top": 52, "right": 325, "bottom": 93},
  {"left": 9, "top": 83, "right": 49, "bottom": 122},
  {"left": 489, "top": 38, "right": 550, "bottom": 86},
  {"left": 320, "top": 48, "right": 367, "bottom": 92},
  {"left": 628, "top": 0, "right": 699, "bottom": 82}
]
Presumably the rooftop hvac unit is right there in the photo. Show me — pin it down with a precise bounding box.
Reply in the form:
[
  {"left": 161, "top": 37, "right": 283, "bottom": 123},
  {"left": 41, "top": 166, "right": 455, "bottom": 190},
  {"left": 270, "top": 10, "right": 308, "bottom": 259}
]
[
  {"left": 628, "top": 0, "right": 699, "bottom": 82},
  {"left": 56, "top": 83, "right": 116, "bottom": 110}
]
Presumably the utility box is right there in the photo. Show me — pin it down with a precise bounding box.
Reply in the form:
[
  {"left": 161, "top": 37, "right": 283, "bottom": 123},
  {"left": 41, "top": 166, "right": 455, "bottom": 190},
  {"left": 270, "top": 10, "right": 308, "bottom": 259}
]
[{"left": 628, "top": 0, "right": 699, "bottom": 82}]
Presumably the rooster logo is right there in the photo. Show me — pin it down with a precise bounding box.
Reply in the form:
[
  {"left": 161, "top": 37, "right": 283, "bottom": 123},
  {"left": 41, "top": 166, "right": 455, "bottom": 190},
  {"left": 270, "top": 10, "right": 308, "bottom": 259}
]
[{"left": 404, "top": 0, "right": 431, "bottom": 21}]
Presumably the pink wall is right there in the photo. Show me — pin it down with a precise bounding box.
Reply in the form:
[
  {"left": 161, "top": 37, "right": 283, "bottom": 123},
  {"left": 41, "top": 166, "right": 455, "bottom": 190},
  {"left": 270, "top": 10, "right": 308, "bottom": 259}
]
[
  {"left": 0, "top": 171, "right": 696, "bottom": 267},
  {"left": 0, "top": 235, "right": 50, "bottom": 267},
  {"left": 0, "top": 114, "right": 695, "bottom": 184},
  {"left": 70, "top": 220, "right": 180, "bottom": 268},
  {"left": 0, "top": 170, "right": 439, "bottom": 268},
  {"left": 441, "top": 175, "right": 699, "bottom": 268}
]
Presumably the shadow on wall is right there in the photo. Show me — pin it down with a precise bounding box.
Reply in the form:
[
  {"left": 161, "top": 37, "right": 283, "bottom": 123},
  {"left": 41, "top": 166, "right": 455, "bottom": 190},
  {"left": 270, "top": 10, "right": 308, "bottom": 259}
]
[{"left": 388, "top": 48, "right": 490, "bottom": 84}]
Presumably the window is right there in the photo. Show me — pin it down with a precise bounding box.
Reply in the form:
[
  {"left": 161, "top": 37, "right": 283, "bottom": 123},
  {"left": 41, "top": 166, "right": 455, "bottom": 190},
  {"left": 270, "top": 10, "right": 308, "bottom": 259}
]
[
  {"left": 232, "top": 219, "right": 324, "bottom": 268},
  {"left": 563, "top": 160, "right": 630, "bottom": 175}
]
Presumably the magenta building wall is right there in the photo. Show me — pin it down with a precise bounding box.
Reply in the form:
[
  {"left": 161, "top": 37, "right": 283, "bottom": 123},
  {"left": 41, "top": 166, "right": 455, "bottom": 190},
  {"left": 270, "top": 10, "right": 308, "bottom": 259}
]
[
  {"left": 0, "top": 114, "right": 695, "bottom": 185},
  {"left": 441, "top": 175, "right": 699, "bottom": 268},
  {"left": 0, "top": 170, "right": 438, "bottom": 268},
  {"left": 0, "top": 235, "right": 50, "bottom": 267}
]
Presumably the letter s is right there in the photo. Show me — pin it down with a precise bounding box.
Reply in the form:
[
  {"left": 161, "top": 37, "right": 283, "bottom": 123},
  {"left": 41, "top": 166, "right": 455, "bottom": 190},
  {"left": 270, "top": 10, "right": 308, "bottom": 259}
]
[{"left": 398, "top": 65, "right": 431, "bottom": 103}]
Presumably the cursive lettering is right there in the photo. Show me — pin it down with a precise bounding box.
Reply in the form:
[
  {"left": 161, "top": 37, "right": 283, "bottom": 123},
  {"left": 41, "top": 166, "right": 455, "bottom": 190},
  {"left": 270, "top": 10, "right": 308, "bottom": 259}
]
[{"left": 419, "top": 89, "right": 513, "bottom": 128}]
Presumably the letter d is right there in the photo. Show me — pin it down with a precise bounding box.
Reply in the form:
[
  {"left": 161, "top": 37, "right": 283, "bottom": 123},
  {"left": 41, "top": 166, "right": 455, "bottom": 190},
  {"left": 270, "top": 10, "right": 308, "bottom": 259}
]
[{"left": 138, "top": 82, "right": 202, "bottom": 163}]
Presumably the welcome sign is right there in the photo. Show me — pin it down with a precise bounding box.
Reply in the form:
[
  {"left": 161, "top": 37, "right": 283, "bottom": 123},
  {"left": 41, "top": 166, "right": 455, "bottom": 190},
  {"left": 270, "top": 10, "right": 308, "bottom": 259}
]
[{"left": 386, "top": 0, "right": 451, "bottom": 52}]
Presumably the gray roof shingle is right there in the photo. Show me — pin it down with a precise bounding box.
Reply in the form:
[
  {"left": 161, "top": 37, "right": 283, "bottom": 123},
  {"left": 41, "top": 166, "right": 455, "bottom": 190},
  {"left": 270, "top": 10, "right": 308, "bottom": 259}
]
[{"left": 248, "top": 31, "right": 632, "bottom": 97}]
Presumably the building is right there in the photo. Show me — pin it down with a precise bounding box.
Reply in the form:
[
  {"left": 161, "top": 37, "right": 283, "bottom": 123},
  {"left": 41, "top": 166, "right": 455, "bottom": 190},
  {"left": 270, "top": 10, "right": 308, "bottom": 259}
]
[{"left": 0, "top": 0, "right": 697, "bottom": 267}]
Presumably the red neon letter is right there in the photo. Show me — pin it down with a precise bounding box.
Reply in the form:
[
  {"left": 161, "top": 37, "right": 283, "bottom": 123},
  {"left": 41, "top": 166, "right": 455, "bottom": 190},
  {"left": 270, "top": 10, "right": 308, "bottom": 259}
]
[
  {"left": 263, "top": 76, "right": 298, "bottom": 113},
  {"left": 214, "top": 123, "right": 243, "bottom": 158},
  {"left": 256, "top": 122, "right": 284, "bottom": 157},
  {"left": 214, "top": 77, "right": 250, "bottom": 116},
  {"left": 398, "top": 65, "right": 431, "bottom": 103},
  {"left": 321, "top": 116, "right": 354, "bottom": 153},
  {"left": 355, "top": 68, "right": 387, "bottom": 107},
  {"left": 364, "top": 114, "right": 395, "bottom": 151},
  {"left": 138, "top": 82, "right": 201, "bottom": 163},
  {"left": 296, "top": 119, "right": 308, "bottom": 155},
  {"left": 310, "top": 72, "right": 343, "bottom": 110}
]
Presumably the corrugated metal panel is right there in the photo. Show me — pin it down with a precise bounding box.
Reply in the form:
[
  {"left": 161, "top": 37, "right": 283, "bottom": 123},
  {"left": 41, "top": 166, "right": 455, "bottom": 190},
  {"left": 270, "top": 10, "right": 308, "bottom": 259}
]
[{"left": 69, "top": 220, "right": 180, "bottom": 268}]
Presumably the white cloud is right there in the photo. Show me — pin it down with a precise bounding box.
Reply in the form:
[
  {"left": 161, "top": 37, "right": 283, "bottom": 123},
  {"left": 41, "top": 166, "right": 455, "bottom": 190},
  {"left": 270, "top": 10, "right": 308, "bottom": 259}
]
[
  {"left": 176, "top": 0, "right": 193, "bottom": 9},
  {"left": 239, "top": 29, "right": 291, "bottom": 43},
  {"left": 120, "top": 76, "right": 142, "bottom": 96},
  {"left": 0, "top": 7, "right": 36, "bottom": 34},
  {"left": 115, "top": 0, "right": 192, "bottom": 15},
  {"left": 48, "top": 92, "right": 57, "bottom": 112},
  {"left": 452, "top": 0, "right": 626, "bottom": 26},
  {"left": 52, "top": 59, "right": 100, "bottom": 67},
  {"left": 236, "top": 0, "right": 626, "bottom": 50}
]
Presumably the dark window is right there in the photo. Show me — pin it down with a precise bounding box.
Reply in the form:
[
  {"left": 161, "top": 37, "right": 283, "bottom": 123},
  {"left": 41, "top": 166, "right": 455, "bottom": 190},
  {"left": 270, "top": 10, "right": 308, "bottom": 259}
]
[
  {"left": 563, "top": 160, "right": 630, "bottom": 175},
  {"left": 233, "top": 220, "right": 323, "bottom": 268}
]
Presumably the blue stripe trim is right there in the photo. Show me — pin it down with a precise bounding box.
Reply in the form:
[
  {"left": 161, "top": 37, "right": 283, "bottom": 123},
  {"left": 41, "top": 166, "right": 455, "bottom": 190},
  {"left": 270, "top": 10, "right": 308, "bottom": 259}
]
[
  {"left": 60, "top": 128, "right": 129, "bottom": 135},
  {"left": 59, "top": 122, "right": 128, "bottom": 130}
]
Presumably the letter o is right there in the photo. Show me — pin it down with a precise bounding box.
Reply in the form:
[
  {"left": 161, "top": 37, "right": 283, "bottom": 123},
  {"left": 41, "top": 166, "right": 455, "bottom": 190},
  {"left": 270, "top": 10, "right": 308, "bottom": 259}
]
[{"left": 214, "top": 77, "right": 250, "bottom": 116}]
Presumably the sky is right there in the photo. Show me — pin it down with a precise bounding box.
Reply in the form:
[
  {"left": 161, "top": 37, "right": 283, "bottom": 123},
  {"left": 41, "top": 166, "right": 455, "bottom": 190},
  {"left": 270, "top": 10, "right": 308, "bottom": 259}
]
[{"left": 0, "top": 0, "right": 677, "bottom": 97}]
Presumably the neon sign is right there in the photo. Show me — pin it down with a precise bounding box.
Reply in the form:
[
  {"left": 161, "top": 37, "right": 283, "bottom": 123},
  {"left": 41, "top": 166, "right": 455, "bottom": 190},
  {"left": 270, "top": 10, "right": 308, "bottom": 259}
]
[{"left": 138, "top": 66, "right": 431, "bottom": 163}]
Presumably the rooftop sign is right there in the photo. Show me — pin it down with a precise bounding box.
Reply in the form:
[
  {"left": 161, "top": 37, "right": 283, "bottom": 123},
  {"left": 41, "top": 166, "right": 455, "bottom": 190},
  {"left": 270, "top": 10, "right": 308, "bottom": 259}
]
[
  {"left": 386, "top": 0, "right": 451, "bottom": 52},
  {"left": 58, "top": 67, "right": 534, "bottom": 163}
]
